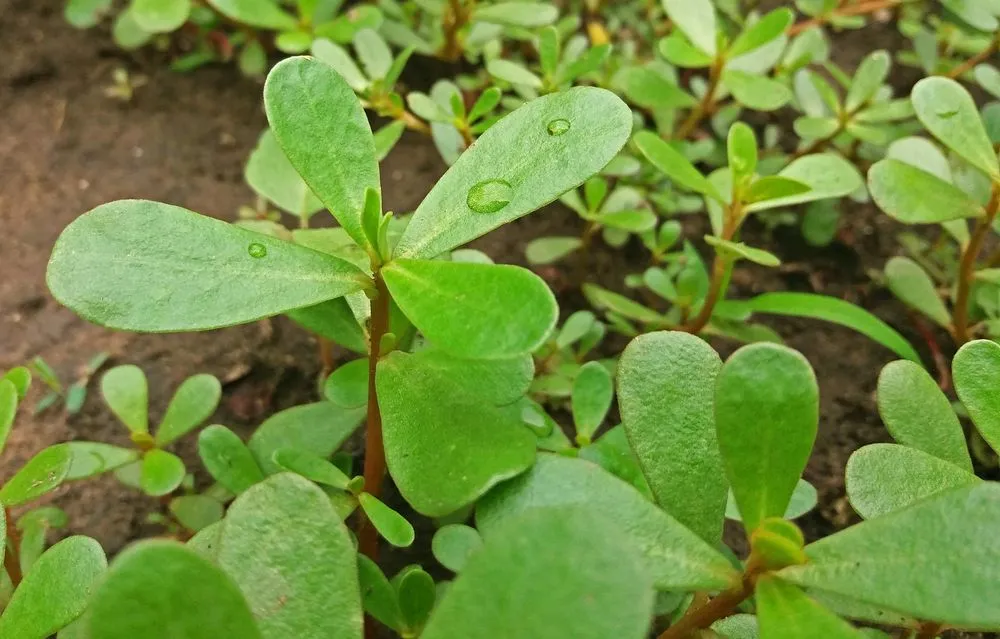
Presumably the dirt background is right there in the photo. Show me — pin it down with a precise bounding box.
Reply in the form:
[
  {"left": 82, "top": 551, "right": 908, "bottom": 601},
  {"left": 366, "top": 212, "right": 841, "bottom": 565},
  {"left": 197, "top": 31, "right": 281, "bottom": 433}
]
[{"left": 0, "top": 0, "right": 984, "bottom": 634}]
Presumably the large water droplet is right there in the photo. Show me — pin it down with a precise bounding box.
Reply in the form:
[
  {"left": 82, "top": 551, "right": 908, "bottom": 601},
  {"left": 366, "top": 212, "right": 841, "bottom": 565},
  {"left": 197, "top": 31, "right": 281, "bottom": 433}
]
[
  {"left": 248, "top": 242, "right": 267, "bottom": 258},
  {"left": 547, "top": 118, "right": 570, "bottom": 136},
  {"left": 467, "top": 179, "right": 513, "bottom": 214}
]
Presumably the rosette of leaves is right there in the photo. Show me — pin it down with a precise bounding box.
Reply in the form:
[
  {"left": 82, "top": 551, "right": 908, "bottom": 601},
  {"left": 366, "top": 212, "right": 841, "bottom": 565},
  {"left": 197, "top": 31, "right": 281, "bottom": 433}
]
[
  {"left": 406, "top": 81, "right": 505, "bottom": 165},
  {"left": 868, "top": 77, "right": 1000, "bottom": 344}
]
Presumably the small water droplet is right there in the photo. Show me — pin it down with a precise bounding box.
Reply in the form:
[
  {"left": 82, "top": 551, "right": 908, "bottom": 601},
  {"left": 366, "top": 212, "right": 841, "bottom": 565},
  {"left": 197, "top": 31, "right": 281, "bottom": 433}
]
[
  {"left": 248, "top": 242, "right": 267, "bottom": 258},
  {"left": 937, "top": 109, "right": 959, "bottom": 119},
  {"left": 467, "top": 179, "right": 513, "bottom": 214},
  {"left": 547, "top": 118, "right": 571, "bottom": 136}
]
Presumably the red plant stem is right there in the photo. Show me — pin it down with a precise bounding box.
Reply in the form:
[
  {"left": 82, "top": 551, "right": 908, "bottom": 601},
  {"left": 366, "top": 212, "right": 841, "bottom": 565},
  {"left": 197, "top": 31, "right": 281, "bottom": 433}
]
[
  {"left": 674, "top": 58, "right": 724, "bottom": 141},
  {"left": 440, "top": 0, "right": 467, "bottom": 62},
  {"left": 357, "top": 274, "right": 391, "bottom": 562},
  {"left": 787, "top": 0, "right": 902, "bottom": 37},
  {"left": 909, "top": 313, "right": 951, "bottom": 391},
  {"left": 915, "top": 622, "right": 944, "bottom": 639},
  {"left": 4, "top": 507, "right": 22, "bottom": 587},
  {"left": 953, "top": 185, "right": 1000, "bottom": 344},
  {"left": 681, "top": 204, "right": 741, "bottom": 334},
  {"left": 946, "top": 36, "right": 1000, "bottom": 80},
  {"left": 656, "top": 559, "right": 762, "bottom": 639}
]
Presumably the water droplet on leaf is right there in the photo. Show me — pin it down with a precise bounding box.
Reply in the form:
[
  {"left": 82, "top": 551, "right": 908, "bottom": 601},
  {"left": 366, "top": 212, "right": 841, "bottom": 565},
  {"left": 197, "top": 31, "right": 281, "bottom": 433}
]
[
  {"left": 547, "top": 118, "right": 571, "bottom": 136},
  {"left": 247, "top": 242, "right": 267, "bottom": 258},
  {"left": 467, "top": 179, "right": 513, "bottom": 214}
]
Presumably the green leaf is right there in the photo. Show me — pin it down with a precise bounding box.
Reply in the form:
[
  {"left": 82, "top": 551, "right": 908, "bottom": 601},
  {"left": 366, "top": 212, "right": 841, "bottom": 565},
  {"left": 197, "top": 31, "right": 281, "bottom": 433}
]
[
  {"left": 634, "top": 131, "right": 723, "bottom": 202},
  {"left": 432, "top": 524, "right": 483, "bottom": 573},
  {"left": 779, "top": 482, "right": 1000, "bottom": 627},
  {"left": 323, "top": 359, "right": 369, "bottom": 408},
  {"left": 876, "top": 360, "right": 972, "bottom": 470},
  {"left": 757, "top": 576, "right": 864, "bottom": 638},
  {"left": 884, "top": 256, "right": 950, "bottom": 328},
  {"left": 156, "top": 374, "right": 221, "bottom": 445},
  {"left": 619, "top": 66, "right": 698, "bottom": 109},
  {"left": 373, "top": 121, "right": 406, "bottom": 161},
  {"left": 311, "top": 39, "right": 368, "bottom": 91},
  {"left": 941, "top": 0, "right": 998, "bottom": 31},
  {"left": 556, "top": 311, "right": 597, "bottom": 350},
  {"left": 131, "top": 0, "right": 190, "bottom": 32},
  {"left": 286, "top": 298, "right": 367, "bottom": 354},
  {"left": 217, "top": 473, "right": 362, "bottom": 639},
  {"left": 954, "top": 339, "right": 1000, "bottom": 454},
  {"left": 583, "top": 284, "right": 664, "bottom": 324},
  {"left": 525, "top": 236, "right": 582, "bottom": 264},
  {"left": 746, "top": 154, "right": 862, "bottom": 212},
  {"left": 100, "top": 365, "right": 147, "bottom": 434},
  {"left": 723, "top": 70, "right": 792, "bottom": 111},
  {"left": 662, "top": 0, "right": 716, "bottom": 56},
  {"left": 48, "top": 200, "right": 367, "bottom": 331},
  {"left": 571, "top": 361, "right": 613, "bottom": 440},
  {"left": 911, "top": 76, "right": 1000, "bottom": 179},
  {"left": 394, "top": 87, "right": 632, "bottom": 259},
  {"left": 721, "top": 293, "right": 921, "bottom": 363},
  {"left": 88, "top": 541, "right": 261, "bottom": 639},
  {"left": 794, "top": 116, "right": 840, "bottom": 139},
  {"left": 715, "top": 343, "right": 818, "bottom": 532},
  {"left": 377, "top": 350, "right": 535, "bottom": 516},
  {"left": 169, "top": 495, "right": 224, "bottom": 531},
  {"left": 140, "top": 449, "right": 186, "bottom": 497},
  {"left": 597, "top": 209, "right": 657, "bottom": 232},
  {"left": 353, "top": 28, "right": 391, "bottom": 80},
  {"left": 272, "top": 448, "right": 351, "bottom": 489},
  {"left": 0, "top": 444, "right": 73, "bottom": 507},
  {"left": 487, "top": 59, "right": 542, "bottom": 88},
  {"left": 975, "top": 64, "right": 1000, "bottom": 99},
  {"left": 383, "top": 259, "right": 557, "bottom": 359},
  {"left": 357, "top": 556, "right": 403, "bottom": 631},
  {"left": 2, "top": 366, "right": 31, "bottom": 399},
  {"left": 729, "top": 8, "right": 793, "bottom": 57},
  {"left": 111, "top": 7, "right": 153, "bottom": 49},
  {"left": 726, "top": 478, "right": 817, "bottom": 522},
  {"left": 868, "top": 159, "right": 984, "bottom": 224},
  {"left": 396, "top": 568, "right": 435, "bottom": 632},
  {"left": 198, "top": 425, "right": 265, "bottom": 494},
  {"left": 618, "top": 331, "right": 726, "bottom": 543},
  {"left": 359, "top": 493, "right": 414, "bottom": 547},
  {"left": 65, "top": 442, "right": 139, "bottom": 480},
  {"left": 0, "top": 536, "right": 105, "bottom": 638},
  {"left": 424, "top": 507, "right": 655, "bottom": 639},
  {"left": 65, "top": 0, "right": 112, "bottom": 28},
  {"left": 205, "top": 0, "right": 296, "bottom": 29},
  {"left": 659, "top": 32, "right": 714, "bottom": 67},
  {"left": 744, "top": 176, "right": 812, "bottom": 205},
  {"left": 846, "top": 444, "right": 979, "bottom": 519},
  {"left": 0, "top": 379, "right": 17, "bottom": 456},
  {"left": 476, "top": 455, "right": 740, "bottom": 591},
  {"left": 728, "top": 122, "right": 758, "bottom": 184},
  {"left": 264, "top": 56, "right": 380, "bottom": 251},
  {"left": 845, "top": 50, "right": 890, "bottom": 113},
  {"left": 705, "top": 236, "right": 781, "bottom": 267},
  {"left": 245, "top": 129, "right": 324, "bottom": 218},
  {"left": 472, "top": 2, "right": 557, "bottom": 27},
  {"left": 248, "top": 402, "right": 365, "bottom": 475}
]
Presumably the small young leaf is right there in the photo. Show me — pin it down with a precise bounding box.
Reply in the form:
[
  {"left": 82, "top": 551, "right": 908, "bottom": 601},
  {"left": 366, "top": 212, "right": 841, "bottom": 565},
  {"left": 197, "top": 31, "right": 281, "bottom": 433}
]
[
  {"left": 432, "top": 524, "right": 483, "bottom": 573},
  {"left": 728, "top": 8, "right": 794, "bottom": 57},
  {"left": 423, "top": 507, "right": 655, "bottom": 639},
  {"left": 911, "top": 76, "right": 1000, "bottom": 179},
  {"left": 779, "top": 482, "right": 1000, "bottom": 627},
  {"left": 65, "top": 442, "right": 139, "bottom": 480},
  {"left": 583, "top": 284, "right": 664, "bottom": 324},
  {"left": 393, "top": 87, "right": 632, "bottom": 259},
  {"left": 0, "top": 536, "right": 107, "bottom": 638},
  {"left": 726, "top": 478, "right": 817, "bottom": 522},
  {"left": 357, "top": 555, "right": 404, "bottom": 632},
  {"left": 0, "top": 444, "right": 73, "bottom": 507},
  {"left": 131, "top": 0, "right": 191, "bottom": 33},
  {"left": 884, "top": 256, "right": 951, "bottom": 328},
  {"left": 486, "top": 59, "right": 542, "bottom": 88},
  {"left": 382, "top": 260, "right": 557, "bottom": 359},
  {"left": 139, "top": 449, "right": 186, "bottom": 497},
  {"left": 217, "top": 473, "right": 362, "bottom": 639},
  {"left": 476, "top": 455, "right": 740, "bottom": 591},
  {"left": 311, "top": 39, "right": 368, "bottom": 91},
  {"left": 0, "top": 379, "right": 17, "bottom": 456},
  {"left": 868, "top": 159, "right": 984, "bottom": 224},
  {"left": 659, "top": 32, "right": 714, "bottom": 67},
  {"left": 619, "top": 66, "right": 698, "bottom": 109},
  {"left": 198, "top": 425, "right": 264, "bottom": 494},
  {"left": 876, "top": 360, "right": 971, "bottom": 470},
  {"left": 954, "top": 339, "right": 1000, "bottom": 454},
  {"left": 248, "top": 402, "right": 365, "bottom": 475},
  {"left": 846, "top": 444, "right": 979, "bottom": 519},
  {"left": 205, "top": 0, "right": 296, "bottom": 30},
  {"left": 264, "top": 56, "right": 380, "bottom": 251},
  {"left": 169, "top": 495, "right": 224, "bottom": 532},
  {"left": 634, "top": 131, "right": 723, "bottom": 202},
  {"left": 359, "top": 493, "right": 415, "bottom": 547},
  {"left": 538, "top": 27, "right": 559, "bottom": 76},
  {"left": 101, "top": 365, "right": 148, "bottom": 434},
  {"left": 845, "top": 50, "right": 890, "bottom": 113},
  {"left": 373, "top": 121, "right": 406, "bottom": 161},
  {"left": 88, "top": 541, "right": 261, "bottom": 639},
  {"left": 728, "top": 122, "right": 758, "bottom": 184},
  {"left": 746, "top": 154, "right": 862, "bottom": 212},
  {"left": 794, "top": 116, "right": 840, "bottom": 139},
  {"left": 618, "top": 331, "right": 726, "bottom": 543},
  {"left": 396, "top": 568, "right": 436, "bottom": 632},
  {"left": 757, "top": 576, "right": 863, "bottom": 638},
  {"left": 377, "top": 350, "right": 535, "bottom": 516},
  {"left": 286, "top": 298, "right": 368, "bottom": 354},
  {"left": 556, "top": 311, "right": 597, "bottom": 350},
  {"left": 723, "top": 70, "right": 792, "bottom": 111},
  {"left": 525, "top": 236, "right": 582, "bottom": 264},
  {"left": 156, "top": 374, "right": 221, "bottom": 446},
  {"left": 705, "top": 236, "right": 781, "bottom": 267},
  {"left": 48, "top": 201, "right": 368, "bottom": 332},
  {"left": 353, "top": 28, "right": 392, "bottom": 80},
  {"left": 662, "top": 0, "right": 716, "bottom": 56},
  {"left": 723, "top": 293, "right": 920, "bottom": 361},
  {"left": 273, "top": 448, "right": 351, "bottom": 490},
  {"left": 744, "top": 176, "right": 812, "bottom": 205},
  {"left": 571, "top": 361, "right": 613, "bottom": 441},
  {"left": 471, "top": 2, "right": 558, "bottom": 27},
  {"left": 323, "top": 359, "right": 369, "bottom": 409},
  {"left": 716, "top": 343, "right": 818, "bottom": 532},
  {"left": 468, "top": 87, "right": 502, "bottom": 123}
]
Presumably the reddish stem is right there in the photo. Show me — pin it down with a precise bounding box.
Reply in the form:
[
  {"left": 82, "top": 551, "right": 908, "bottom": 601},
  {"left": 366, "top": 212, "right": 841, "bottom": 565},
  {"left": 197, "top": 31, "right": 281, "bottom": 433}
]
[
  {"left": 953, "top": 185, "right": 1000, "bottom": 344},
  {"left": 787, "top": 0, "right": 901, "bottom": 36},
  {"left": 4, "top": 507, "right": 22, "bottom": 587}
]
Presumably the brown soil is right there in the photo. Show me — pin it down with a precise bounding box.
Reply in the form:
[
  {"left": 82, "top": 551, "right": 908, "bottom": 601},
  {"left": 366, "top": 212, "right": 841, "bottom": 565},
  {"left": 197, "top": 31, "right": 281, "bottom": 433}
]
[{"left": 0, "top": 1, "right": 982, "bottom": 636}]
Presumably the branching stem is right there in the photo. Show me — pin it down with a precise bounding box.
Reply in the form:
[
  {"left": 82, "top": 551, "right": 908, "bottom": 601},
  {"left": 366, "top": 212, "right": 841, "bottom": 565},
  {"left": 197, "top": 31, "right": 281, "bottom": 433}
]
[
  {"left": 674, "top": 58, "right": 724, "bottom": 141},
  {"left": 657, "top": 558, "right": 762, "bottom": 639},
  {"left": 681, "top": 203, "right": 742, "bottom": 334},
  {"left": 946, "top": 35, "right": 1000, "bottom": 80},
  {"left": 787, "top": 0, "right": 902, "bottom": 36}
]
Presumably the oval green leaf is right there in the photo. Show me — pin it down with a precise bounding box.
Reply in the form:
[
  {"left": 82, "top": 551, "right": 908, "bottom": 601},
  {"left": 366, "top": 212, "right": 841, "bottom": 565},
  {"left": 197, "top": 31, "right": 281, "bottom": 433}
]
[
  {"left": 101, "top": 365, "right": 148, "bottom": 434},
  {"left": 571, "top": 361, "right": 613, "bottom": 441},
  {"left": 757, "top": 576, "right": 864, "bottom": 639},
  {"left": 198, "top": 425, "right": 265, "bottom": 494},
  {"left": 139, "top": 449, "right": 186, "bottom": 497},
  {"left": 359, "top": 492, "right": 415, "bottom": 547},
  {"left": 868, "top": 159, "right": 984, "bottom": 224},
  {"left": 884, "top": 256, "right": 951, "bottom": 328},
  {"left": 0, "top": 444, "right": 73, "bottom": 507},
  {"left": 912, "top": 76, "right": 999, "bottom": 179},
  {"left": 248, "top": 402, "right": 365, "bottom": 475},
  {"left": 431, "top": 524, "right": 483, "bottom": 573},
  {"left": 156, "top": 374, "right": 222, "bottom": 446},
  {"left": 954, "top": 339, "right": 1000, "bottom": 455}
]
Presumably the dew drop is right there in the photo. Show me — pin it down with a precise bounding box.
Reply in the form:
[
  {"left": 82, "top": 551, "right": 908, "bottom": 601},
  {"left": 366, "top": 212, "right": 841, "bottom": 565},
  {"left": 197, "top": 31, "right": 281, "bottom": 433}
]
[
  {"left": 248, "top": 242, "right": 267, "bottom": 258},
  {"left": 547, "top": 118, "right": 571, "bottom": 136},
  {"left": 467, "top": 179, "right": 513, "bottom": 214}
]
